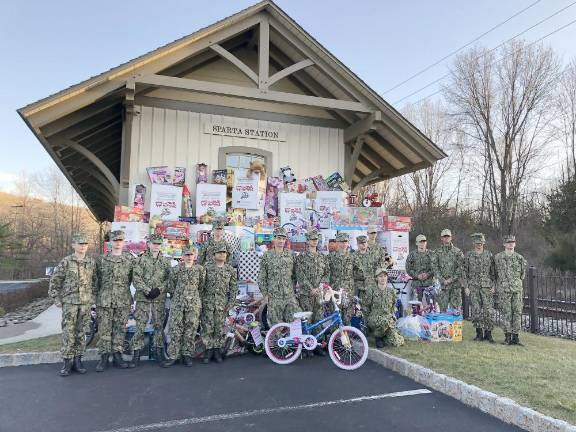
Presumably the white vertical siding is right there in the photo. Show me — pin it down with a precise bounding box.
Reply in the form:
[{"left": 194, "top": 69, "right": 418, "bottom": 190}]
[{"left": 129, "top": 105, "right": 344, "bottom": 205}]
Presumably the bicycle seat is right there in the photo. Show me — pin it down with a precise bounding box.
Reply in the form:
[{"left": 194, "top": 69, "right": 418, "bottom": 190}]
[{"left": 293, "top": 311, "right": 313, "bottom": 321}]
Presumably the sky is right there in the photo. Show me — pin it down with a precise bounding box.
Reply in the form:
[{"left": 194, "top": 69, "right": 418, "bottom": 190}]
[{"left": 1, "top": 0, "right": 576, "bottom": 192}]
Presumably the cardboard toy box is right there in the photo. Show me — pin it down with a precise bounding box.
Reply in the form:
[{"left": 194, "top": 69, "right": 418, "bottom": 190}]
[
  {"left": 426, "top": 313, "right": 463, "bottom": 342},
  {"left": 383, "top": 216, "right": 411, "bottom": 232},
  {"left": 378, "top": 231, "right": 409, "bottom": 270}
]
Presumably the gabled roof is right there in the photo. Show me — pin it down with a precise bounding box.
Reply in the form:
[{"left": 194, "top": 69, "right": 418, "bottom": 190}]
[{"left": 18, "top": 0, "right": 446, "bottom": 221}]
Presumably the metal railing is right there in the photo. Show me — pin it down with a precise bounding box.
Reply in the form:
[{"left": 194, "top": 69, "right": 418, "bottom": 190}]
[{"left": 491, "top": 267, "right": 576, "bottom": 340}]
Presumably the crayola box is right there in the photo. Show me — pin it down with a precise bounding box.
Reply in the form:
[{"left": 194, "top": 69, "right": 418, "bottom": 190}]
[{"left": 425, "top": 313, "right": 463, "bottom": 342}]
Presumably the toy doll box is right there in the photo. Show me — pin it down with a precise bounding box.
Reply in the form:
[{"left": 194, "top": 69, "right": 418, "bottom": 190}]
[{"left": 425, "top": 313, "right": 463, "bottom": 342}]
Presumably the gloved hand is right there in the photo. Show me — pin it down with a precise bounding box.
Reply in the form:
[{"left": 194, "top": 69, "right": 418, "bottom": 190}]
[{"left": 145, "top": 288, "right": 161, "bottom": 300}]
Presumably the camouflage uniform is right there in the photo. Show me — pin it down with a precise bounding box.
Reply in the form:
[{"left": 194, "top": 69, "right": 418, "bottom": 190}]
[
  {"left": 352, "top": 249, "right": 376, "bottom": 317},
  {"left": 295, "top": 250, "right": 328, "bottom": 322},
  {"left": 132, "top": 249, "right": 171, "bottom": 352},
  {"left": 198, "top": 238, "right": 233, "bottom": 265},
  {"left": 406, "top": 249, "right": 435, "bottom": 301},
  {"left": 258, "top": 249, "right": 300, "bottom": 325},
  {"left": 166, "top": 262, "right": 204, "bottom": 359},
  {"left": 495, "top": 249, "right": 527, "bottom": 335},
  {"left": 432, "top": 243, "right": 464, "bottom": 310},
  {"left": 465, "top": 248, "right": 495, "bottom": 331},
  {"left": 366, "top": 268, "right": 404, "bottom": 347},
  {"left": 328, "top": 234, "right": 354, "bottom": 324},
  {"left": 200, "top": 262, "right": 237, "bottom": 349},
  {"left": 49, "top": 254, "right": 97, "bottom": 359},
  {"left": 95, "top": 253, "right": 133, "bottom": 354},
  {"left": 198, "top": 220, "right": 233, "bottom": 265}
]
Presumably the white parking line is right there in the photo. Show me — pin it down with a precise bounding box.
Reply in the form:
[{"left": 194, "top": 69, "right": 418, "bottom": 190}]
[{"left": 95, "top": 389, "right": 432, "bottom": 432}]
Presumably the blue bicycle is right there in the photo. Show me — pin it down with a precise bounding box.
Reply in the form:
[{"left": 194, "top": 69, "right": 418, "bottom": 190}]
[{"left": 264, "top": 285, "right": 369, "bottom": 370}]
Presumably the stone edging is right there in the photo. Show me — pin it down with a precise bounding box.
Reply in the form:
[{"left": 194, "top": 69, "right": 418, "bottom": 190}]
[
  {"left": 0, "top": 349, "right": 100, "bottom": 367},
  {"left": 369, "top": 349, "right": 575, "bottom": 432}
]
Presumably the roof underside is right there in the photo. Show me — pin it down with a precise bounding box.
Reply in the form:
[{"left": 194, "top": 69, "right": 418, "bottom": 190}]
[{"left": 18, "top": 1, "right": 446, "bottom": 221}]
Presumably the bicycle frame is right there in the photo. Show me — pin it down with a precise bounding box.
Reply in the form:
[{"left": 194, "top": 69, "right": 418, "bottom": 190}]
[{"left": 301, "top": 311, "right": 343, "bottom": 339}]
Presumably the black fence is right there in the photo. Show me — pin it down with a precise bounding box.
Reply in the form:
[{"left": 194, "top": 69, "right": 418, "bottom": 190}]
[{"left": 488, "top": 267, "right": 576, "bottom": 340}]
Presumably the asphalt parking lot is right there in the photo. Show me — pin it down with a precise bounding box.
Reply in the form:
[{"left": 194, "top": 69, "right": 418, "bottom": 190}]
[{"left": 0, "top": 355, "right": 523, "bottom": 432}]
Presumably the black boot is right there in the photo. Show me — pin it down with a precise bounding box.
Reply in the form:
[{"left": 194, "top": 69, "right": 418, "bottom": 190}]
[
  {"left": 314, "top": 346, "right": 327, "bottom": 357},
  {"left": 512, "top": 333, "right": 524, "bottom": 346},
  {"left": 214, "top": 348, "right": 223, "bottom": 363},
  {"left": 202, "top": 349, "right": 213, "bottom": 364},
  {"left": 503, "top": 332, "right": 512, "bottom": 345},
  {"left": 473, "top": 328, "right": 484, "bottom": 341},
  {"left": 73, "top": 356, "right": 87, "bottom": 374},
  {"left": 484, "top": 330, "right": 495, "bottom": 343},
  {"left": 183, "top": 355, "right": 193, "bottom": 367},
  {"left": 59, "top": 358, "right": 73, "bottom": 377},
  {"left": 129, "top": 350, "right": 140, "bottom": 368},
  {"left": 161, "top": 357, "right": 176, "bottom": 368},
  {"left": 96, "top": 354, "right": 109, "bottom": 372},
  {"left": 375, "top": 337, "right": 385, "bottom": 349},
  {"left": 113, "top": 352, "right": 128, "bottom": 369},
  {"left": 154, "top": 347, "right": 164, "bottom": 363}
]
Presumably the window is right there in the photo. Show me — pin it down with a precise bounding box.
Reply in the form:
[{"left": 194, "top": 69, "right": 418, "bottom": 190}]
[{"left": 218, "top": 146, "right": 272, "bottom": 175}]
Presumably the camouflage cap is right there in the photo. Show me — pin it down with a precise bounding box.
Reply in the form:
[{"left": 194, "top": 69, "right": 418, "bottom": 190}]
[
  {"left": 72, "top": 232, "right": 89, "bottom": 244},
  {"left": 149, "top": 233, "right": 164, "bottom": 244},
  {"left": 335, "top": 232, "right": 350, "bottom": 242},
  {"left": 273, "top": 227, "right": 287, "bottom": 238},
  {"left": 415, "top": 234, "right": 427, "bottom": 242},
  {"left": 375, "top": 267, "right": 389, "bottom": 277},
  {"left": 306, "top": 228, "right": 319, "bottom": 240},
  {"left": 471, "top": 232, "right": 485, "bottom": 244},
  {"left": 212, "top": 219, "right": 225, "bottom": 229},
  {"left": 503, "top": 235, "right": 516, "bottom": 243},
  {"left": 367, "top": 225, "right": 378, "bottom": 234},
  {"left": 182, "top": 245, "right": 198, "bottom": 255},
  {"left": 110, "top": 230, "right": 125, "bottom": 241},
  {"left": 356, "top": 235, "right": 367, "bottom": 243},
  {"left": 214, "top": 244, "right": 229, "bottom": 254},
  {"left": 440, "top": 228, "right": 452, "bottom": 237}
]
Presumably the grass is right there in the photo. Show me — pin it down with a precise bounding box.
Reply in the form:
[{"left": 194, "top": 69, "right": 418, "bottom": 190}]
[
  {"left": 0, "top": 334, "right": 62, "bottom": 354},
  {"left": 381, "top": 320, "right": 576, "bottom": 425}
]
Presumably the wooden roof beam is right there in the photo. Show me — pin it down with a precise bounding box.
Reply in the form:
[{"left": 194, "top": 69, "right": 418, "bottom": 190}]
[
  {"left": 210, "top": 43, "right": 259, "bottom": 84},
  {"left": 136, "top": 74, "right": 372, "bottom": 112},
  {"left": 344, "top": 111, "right": 381, "bottom": 143}
]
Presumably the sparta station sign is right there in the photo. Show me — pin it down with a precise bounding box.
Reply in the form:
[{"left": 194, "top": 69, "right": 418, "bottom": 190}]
[{"left": 204, "top": 122, "right": 286, "bottom": 141}]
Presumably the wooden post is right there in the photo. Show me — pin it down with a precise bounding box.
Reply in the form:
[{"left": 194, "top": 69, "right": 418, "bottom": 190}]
[{"left": 528, "top": 266, "right": 538, "bottom": 333}]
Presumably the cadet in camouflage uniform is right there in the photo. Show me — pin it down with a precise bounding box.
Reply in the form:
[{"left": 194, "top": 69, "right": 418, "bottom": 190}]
[
  {"left": 200, "top": 245, "right": 237, "bottom": 364},
  {"left": 494, "top": 235, "right": 527, "bottom": 346},
  {"left": 49, "top": 232, "right": 97, "bottom": 377},
  {"left": 198, "top": 219, "right": 233, "bottom": 265},
  {"left": 162, "top": 245, "right": 204, "bottom": 368},
  {"left": 406, "top": 234, "right": 434, "bottom": 302},
  {"left": 295, "top": 228, "right": 328, "bottom": 323},
  {"left": 432, "top": 229, "right": 464, "bottom": 311},
  {"left": 366, "top": 268, "right": 404, "bottom": 348},
  {"left": 258, "top": 227, "right": 300, "bottom": 326},
  {"left": 352, "top": 235, "right": 375, "bottom": 317},
  {"left": 464, "top": 233, "right": 496, "bottom": 343},
  {"left": 367, "top": 226, "right": 393, "bottom": 269},
  {"left": 130, "top": 233, "right": 171, "bottom": 367},
  {"left": 328, "top": 232, "right": 354, "bottom": 324},
  {"left": 94, "top": 230, "right": 133, "bottom": 372}
]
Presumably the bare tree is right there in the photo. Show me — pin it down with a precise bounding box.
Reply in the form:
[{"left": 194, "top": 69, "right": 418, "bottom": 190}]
[
  {"left": 555, "top": 58, "right": 576, "bottom": 179},
  {"left": 399, "top": 99, "right": 463, "bottom": 217},
  {"left": 445, "top": 40, "right": 559, "bottom": 235}
]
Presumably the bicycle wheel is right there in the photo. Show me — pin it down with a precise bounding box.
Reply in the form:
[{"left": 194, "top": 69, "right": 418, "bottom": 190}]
[
  {"left": 328, "top": 326, "right": 368, "bottom": 371},
  {"left": 264, "top": 323, "right": 301, "bottom": 365}
]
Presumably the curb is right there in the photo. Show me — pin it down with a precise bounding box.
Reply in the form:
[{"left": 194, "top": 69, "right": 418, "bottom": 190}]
[
  {"left": 369, "top": 349, "right": 575, "bottom": 432},
  {"left": 0, "top": 349, "right": 100, "bottom": 367}
]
